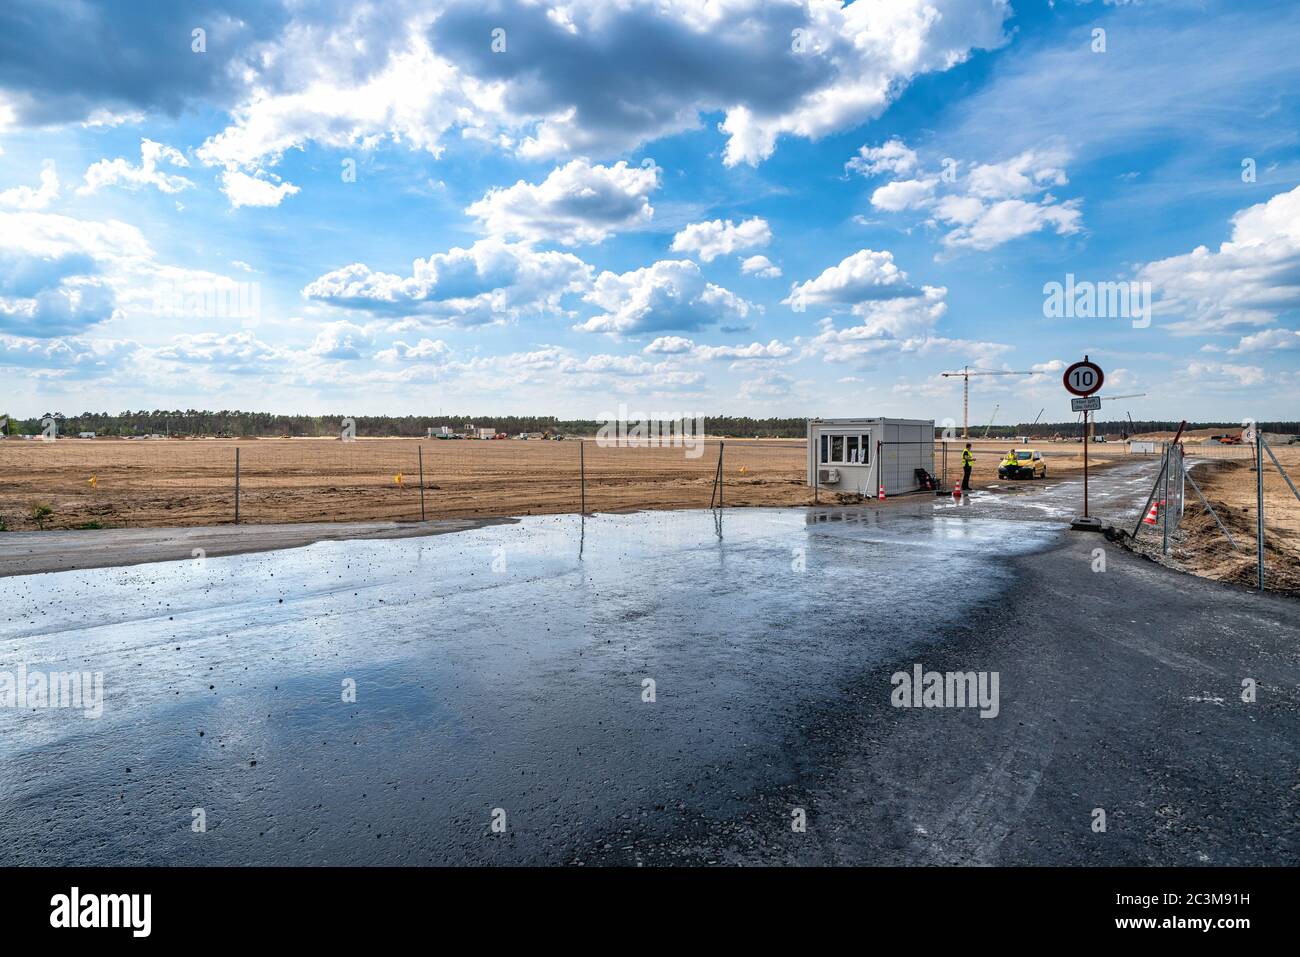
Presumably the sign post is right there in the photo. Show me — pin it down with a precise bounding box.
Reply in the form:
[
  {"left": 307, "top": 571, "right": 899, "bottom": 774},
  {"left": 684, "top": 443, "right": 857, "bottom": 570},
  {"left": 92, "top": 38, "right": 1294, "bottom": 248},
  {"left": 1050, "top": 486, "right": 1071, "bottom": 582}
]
[{"left": 1063, "top": 356, "right": 1105, "bottom": 529}]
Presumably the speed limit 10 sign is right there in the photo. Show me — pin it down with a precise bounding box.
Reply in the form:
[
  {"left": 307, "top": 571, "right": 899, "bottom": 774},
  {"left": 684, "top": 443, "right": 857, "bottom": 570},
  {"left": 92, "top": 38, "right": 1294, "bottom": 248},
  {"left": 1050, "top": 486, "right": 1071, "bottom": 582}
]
[{"left": 1063, "top": 358, "right": 1104, "bottom": 396}]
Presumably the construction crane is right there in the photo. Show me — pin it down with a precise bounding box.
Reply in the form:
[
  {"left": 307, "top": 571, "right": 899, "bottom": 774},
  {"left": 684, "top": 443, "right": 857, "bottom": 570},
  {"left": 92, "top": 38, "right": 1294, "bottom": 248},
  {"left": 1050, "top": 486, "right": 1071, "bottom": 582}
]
[
  {"left": 1021, "top": 408, "right": 1046, "bottom": 441},
  {"left": 1080, "top": 393, "right": 1148, "bottom": 440},
  {"left": 982, "top": 404, "right": 1000, "bottom": 439},
  {"left": 940, "top": 366, "right": 1036, "bottom": 438},
  {"left": 1110, "top": 392, "right": 1148, "bottom": 441}
]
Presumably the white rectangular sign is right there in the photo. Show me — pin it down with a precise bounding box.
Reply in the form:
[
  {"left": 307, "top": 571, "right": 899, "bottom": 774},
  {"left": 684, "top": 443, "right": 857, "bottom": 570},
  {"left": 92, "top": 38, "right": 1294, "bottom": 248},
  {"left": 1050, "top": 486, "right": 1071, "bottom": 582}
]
[{"left": 1071, "top": 396, "right": 1102, "bottom": 412}]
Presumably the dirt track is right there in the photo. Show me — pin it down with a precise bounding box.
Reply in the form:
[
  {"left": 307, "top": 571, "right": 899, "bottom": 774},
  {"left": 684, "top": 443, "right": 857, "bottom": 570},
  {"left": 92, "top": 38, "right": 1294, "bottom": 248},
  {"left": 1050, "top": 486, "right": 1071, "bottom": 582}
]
[{"left": 0, "top": 436, "right": 1130, "bottom": 531}]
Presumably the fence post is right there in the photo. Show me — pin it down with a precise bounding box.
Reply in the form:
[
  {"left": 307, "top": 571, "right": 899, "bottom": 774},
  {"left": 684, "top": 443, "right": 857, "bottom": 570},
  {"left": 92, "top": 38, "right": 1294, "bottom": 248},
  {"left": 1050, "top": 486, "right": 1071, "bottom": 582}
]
[
  {"left": 709, "top": 441, "right": 724, "bottom": 509},
  {"left": 712, "top": 447, "right": 722, "bottom": 509},
  {"left": 1256, "top": 435, "right": 1265, "bottom": 591},
  {"left": 418, "top": 445, "right": 426, "bottom": 522},
  {"left": 580, "top": 440, "right": 586, "bottom": 516},
  {"left": 234, "top": 446, "right": 241, "bottom": 525},
  {"left": 1162, "top": 443, "right": 1170, "bottom": 555}
]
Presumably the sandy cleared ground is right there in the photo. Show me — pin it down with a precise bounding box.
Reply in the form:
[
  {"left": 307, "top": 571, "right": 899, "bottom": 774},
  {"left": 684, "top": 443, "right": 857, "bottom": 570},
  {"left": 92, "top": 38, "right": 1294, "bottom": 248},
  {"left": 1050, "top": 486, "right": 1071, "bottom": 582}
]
[
  {"left": 1170, "top": 446, "right": 1300, "bottom": 595},
  {"left": 0, "top": 435, "right": 1137, "bottom": 532}
]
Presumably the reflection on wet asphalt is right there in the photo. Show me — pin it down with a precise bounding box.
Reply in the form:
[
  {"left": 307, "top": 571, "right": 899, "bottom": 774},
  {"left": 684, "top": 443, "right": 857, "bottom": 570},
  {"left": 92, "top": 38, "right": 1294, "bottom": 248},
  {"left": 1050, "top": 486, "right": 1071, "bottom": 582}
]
[
  {"left": 937, "top": 458, "right": 1159, "bottom": 525},
  {"left": 0, "top": 461, "right": 1159, "bottom": 864}
]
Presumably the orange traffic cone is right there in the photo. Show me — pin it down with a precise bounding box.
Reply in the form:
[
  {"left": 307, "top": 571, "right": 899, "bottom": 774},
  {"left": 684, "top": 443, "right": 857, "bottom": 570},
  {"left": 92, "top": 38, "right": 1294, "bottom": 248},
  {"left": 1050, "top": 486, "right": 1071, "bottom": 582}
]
[
  {"left": 952, "top": 482, "right": 962, "bottom": 499},
  {"left": 1142, "top": 499, "right": 1162, "bottom": 525},
  {"left": 878, "top": 483, "right": 886, "bottom": 501}
]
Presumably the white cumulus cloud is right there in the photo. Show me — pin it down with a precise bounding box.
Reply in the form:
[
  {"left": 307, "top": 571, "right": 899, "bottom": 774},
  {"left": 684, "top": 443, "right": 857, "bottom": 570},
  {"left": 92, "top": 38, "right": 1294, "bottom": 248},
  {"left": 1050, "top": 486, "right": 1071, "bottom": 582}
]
[
  {"left": 0, "top": 159, "right": 60, "bottom": 210},
  {"left": 740, "top": 254, "right": 782, "bottom": 278},
  {"left": 219, "top": 170, "right": 300, "bottom": 209},
  {"left": 858, "top": 142, "right": 1082, "bottom": 251},
  {"left": 376, "top": 338, "right": 452, "bottom": 362},
  {"left": 79, "top": 139, "right": 193, "bottom": 195},
  {"left": 643, "top": 335, "right": 695, "bottom": 355},
  {"left": 1140, "top": 185, "right": 1300, "bottom": 335},
  {"left": 695, "top": 340, "right": 792, "bottom": 361},
  {"left": 308, "top": 320, "right": 372, "bottom": 360},
  {"left": 466, "top": 159, "right": 659, "bottom": 246},
  {"left": 191, "top": 1, "right": 1010, "bottom": 176},
  {"left": 671, "top": 217, "right": 771, "bottom": 263},
  {"left": 1228, "top": 328, "right": 1300, "bottom": 354},
  {"left": 303, "top": 239, "right": 592, "bottom": 328},
  {"left": 577, "top": 259, "right": 755, "bottom": 335},
  {"left": 783, "top": 249, "right": 919, "bottom": 309},
  {"left": 847, "top": 138, "right": 919, "bottom": 178},
  {"left": 870, "top": 177, "right": 937, "bottom": 212}
]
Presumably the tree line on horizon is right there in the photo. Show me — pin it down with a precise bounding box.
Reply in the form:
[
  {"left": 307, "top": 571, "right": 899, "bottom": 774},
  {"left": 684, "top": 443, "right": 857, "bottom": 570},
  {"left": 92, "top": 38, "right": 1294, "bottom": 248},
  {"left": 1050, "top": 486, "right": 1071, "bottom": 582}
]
[{"left": 1, "top": 411, "right": 1295, "bottom": 440}]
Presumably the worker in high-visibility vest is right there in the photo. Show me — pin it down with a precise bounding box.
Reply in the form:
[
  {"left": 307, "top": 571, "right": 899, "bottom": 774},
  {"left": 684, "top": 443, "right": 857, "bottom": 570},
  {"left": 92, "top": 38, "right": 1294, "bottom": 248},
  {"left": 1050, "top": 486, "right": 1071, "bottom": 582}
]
[
  {"left": 1001, "top": 449, "right": 1019, "bottom": 468},
  {"left": 961, "top": 443, "right": 975, "bottom": 490}
]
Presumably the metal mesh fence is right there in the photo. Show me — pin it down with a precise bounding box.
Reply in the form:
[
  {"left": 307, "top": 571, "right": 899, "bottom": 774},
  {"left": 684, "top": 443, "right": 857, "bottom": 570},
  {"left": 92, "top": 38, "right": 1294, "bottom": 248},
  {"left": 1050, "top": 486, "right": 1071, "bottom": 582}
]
[
  {"left": 877, "top": 440, "right": 935, "bottom": 492},
  {"left": 1165, "top": 443, "right": 1255, "bottom": 460},
  {"left": 1127, "top": 438, "right": 1300, "bottom": 596},
  {"left": 5, "top": 433, "right": 1298, "bottom": 599},
  {"left": 1167, "top": 443, "right": 1186, "bottom": 529},
  {"left": 0, "top": 437, "right": 814, "bottom": 530},
  {"left": 10, "top": 434, "right": 1166, "bottom": 534}
]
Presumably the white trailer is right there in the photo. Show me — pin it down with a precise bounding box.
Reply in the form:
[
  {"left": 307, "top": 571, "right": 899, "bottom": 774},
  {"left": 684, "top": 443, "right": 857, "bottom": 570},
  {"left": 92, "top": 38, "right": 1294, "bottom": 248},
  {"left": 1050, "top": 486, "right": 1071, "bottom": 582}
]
[{"left": 807, "top": 417, "right": 936, "bottom": 497}]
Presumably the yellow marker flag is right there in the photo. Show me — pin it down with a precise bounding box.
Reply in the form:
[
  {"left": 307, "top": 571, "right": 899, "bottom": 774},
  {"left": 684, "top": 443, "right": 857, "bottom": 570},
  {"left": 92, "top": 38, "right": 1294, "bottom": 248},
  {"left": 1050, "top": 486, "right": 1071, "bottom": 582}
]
[
  {"left": 87, "top": 475, "right": 97, "bottom": 488},
  {"left": 394, "top": 473, "right": 404, "bottom": 486}
]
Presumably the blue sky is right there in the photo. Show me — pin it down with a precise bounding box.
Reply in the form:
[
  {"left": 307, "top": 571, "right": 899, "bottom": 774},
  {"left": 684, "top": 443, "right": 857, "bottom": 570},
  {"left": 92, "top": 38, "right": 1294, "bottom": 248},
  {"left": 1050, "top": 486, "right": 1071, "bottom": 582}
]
[{"left": 1, "top": 0, "right": 1298, "bottom": 424}]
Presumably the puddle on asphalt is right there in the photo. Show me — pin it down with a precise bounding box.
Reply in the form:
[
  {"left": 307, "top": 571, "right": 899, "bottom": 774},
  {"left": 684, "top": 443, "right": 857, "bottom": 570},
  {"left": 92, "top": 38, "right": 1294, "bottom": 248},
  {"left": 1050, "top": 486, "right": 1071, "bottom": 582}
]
[{"left": 0, "top": 493, "right": 1137, "bottom": 864}]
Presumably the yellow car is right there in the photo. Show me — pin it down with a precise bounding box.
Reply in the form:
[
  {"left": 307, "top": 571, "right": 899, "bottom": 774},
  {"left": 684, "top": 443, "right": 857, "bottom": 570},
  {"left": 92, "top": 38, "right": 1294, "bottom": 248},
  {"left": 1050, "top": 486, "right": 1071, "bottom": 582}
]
[{"left": 997, "top": 448, "right": 1047, "bottom": 480}]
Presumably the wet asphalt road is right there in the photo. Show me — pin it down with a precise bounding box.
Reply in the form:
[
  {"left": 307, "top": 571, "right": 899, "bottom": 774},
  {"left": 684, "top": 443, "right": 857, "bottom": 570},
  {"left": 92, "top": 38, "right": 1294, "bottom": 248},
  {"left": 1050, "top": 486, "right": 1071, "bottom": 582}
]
[{"left": 1, "top": 462, "right": 1296, "bottom": 865}]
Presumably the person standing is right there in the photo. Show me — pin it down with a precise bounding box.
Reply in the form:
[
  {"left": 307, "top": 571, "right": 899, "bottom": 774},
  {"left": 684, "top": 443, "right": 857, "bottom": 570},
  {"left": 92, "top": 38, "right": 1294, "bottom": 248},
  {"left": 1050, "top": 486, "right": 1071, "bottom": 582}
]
[{"left": 961, "top": 443, "right": 975, "bottom": 490}]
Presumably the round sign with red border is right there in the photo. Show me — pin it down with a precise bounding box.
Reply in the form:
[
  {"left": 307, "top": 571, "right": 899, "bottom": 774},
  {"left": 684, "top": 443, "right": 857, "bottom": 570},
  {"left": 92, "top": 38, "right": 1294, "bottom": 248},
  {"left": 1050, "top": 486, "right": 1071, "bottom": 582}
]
[{"left": 1063, "top": 359, "right": 1104, "bottom": 396}]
